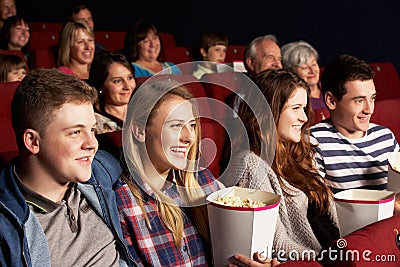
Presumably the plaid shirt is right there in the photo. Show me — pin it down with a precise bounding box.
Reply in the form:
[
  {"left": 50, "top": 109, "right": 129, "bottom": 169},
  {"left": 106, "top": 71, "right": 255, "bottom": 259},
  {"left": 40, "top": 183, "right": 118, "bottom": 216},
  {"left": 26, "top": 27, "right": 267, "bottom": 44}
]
[{"left": 115, "top": 168, "right": 221, "bottom": 267}]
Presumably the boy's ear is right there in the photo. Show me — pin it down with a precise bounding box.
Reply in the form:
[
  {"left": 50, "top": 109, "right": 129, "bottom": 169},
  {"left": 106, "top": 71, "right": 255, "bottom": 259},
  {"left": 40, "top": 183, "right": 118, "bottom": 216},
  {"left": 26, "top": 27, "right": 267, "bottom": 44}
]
[
  {"left": 199, "top": 48, "right": 207, "bottom": 58},
  {"left": 131, "top": 122, "right": 145, "bottom": 143},
  {"left": 23, "top": 129, "right": 40, "bottom": 154},
  {"left": 325, "top": 91, "right": 337, "bottom": 110}
]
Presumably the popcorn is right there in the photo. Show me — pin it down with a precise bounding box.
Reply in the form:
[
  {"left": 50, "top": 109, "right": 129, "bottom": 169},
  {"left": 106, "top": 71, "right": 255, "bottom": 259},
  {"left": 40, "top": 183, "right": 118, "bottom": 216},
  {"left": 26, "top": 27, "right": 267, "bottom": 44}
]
[
  {"left": 393, "top": 163, "right": 400, "bottom": 172},
  {"left": 214, "top": 195, "right": 267, "bottom": 208}
]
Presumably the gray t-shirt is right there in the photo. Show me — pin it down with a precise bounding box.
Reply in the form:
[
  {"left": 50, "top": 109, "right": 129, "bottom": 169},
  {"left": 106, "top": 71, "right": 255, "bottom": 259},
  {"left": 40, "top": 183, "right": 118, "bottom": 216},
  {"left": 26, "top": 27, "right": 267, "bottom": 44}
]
[{"left": 19, "top": 182, "right": 120, "bottom": 267}]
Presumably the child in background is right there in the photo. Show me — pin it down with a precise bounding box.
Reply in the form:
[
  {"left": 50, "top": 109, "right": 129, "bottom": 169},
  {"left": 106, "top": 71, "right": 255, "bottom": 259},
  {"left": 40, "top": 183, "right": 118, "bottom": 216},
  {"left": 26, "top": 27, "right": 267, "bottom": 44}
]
[
  {"left": 192, "top": 32, "right": 229, "bottom": 79},
  {"left": 0, "top": 53, "right": 27, "bottom": 82}
]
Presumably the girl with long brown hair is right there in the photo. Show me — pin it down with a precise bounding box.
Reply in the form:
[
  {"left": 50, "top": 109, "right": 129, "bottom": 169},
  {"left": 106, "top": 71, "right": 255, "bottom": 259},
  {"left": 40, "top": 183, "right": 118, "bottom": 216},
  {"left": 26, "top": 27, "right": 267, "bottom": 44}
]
[{"left": 227, "top": 69, "right": 339, "bottom": 261}]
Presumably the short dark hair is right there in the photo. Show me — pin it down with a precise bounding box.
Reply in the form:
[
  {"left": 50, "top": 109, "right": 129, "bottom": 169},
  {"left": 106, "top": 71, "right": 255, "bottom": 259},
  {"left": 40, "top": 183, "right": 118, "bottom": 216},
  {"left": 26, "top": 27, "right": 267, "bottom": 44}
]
[
  {"left": 0, "top": 53, "right": 27, "bottom": 82},
  {"left": 321, "top": 54, "right": 375, "bottom": 101},
  {"left": 11, "top": 68, "right": 97, "bottom": 150},
  {"left": 200, "top": 32, "right": 228, "bottom": 51}
]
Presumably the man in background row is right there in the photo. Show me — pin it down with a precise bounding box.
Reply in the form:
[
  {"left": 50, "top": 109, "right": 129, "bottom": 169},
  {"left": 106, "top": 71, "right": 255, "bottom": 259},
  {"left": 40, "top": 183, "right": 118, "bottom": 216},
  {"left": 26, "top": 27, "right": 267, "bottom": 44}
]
[{"left": 0, "top": 0, "right": 16, "bottom": 29}]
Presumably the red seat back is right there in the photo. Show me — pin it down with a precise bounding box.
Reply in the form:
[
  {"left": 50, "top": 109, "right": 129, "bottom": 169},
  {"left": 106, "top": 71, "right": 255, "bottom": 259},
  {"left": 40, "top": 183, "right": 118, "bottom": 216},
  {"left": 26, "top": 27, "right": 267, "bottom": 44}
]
[
  {"left": 0, "top": 50, "right": 28, "bottom": 69},
  {"left": 159, "top": 32, "right": 176, "bottom": 47},
  {"left": 321, "top": 214, "right": 400, "bottom": 267},
  {"left": 0, "top": 81, "right": 20, "bottom": 154},
  {"left": 200, "top": 72, "right": 243, "bottom": 120},
  {"left": 160, "top": 46, "right": 194, "bottom": 69},
  {"left": 225, "top": 45, "right": 246, "bottom": 63},
  {"left": 312, "top": 107, "right": 330, "bottom": 125},
  {"left": 370, "top": 98, "right": 400, "bottom": 142},
  {"left": 29, "top": 31, "right": 60, "bottom": 50},
  {"left": 28, "top": 48, "right": 56, "bottom": 69},
  {"left": 29, "top": 21, "right": 63, "bottom": 32},
  {"left": 94, "top": 31, "right": 126, "bottom": 52},
  {"left": 369, "top": 62, "right": 400, "bottom": 101}
]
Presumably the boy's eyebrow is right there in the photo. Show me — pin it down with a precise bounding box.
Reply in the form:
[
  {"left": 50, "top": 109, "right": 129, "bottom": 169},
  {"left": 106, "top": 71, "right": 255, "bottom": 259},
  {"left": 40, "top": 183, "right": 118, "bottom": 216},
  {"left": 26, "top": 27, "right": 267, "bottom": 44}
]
[
  {"left": 63, "top": 122, "right": 97, "bottom": 131},
  {"left": 351, "top": 95, "right": 367, "bottom": 100},
  {"left": 350, "top": 92, "right": 377, "bottom": 100}
]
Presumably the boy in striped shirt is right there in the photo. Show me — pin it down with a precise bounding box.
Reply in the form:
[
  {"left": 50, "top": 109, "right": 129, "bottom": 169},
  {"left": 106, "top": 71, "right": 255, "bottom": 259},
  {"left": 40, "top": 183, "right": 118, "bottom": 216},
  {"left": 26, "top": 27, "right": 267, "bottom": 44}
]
[{"left": 309, "top": 54, "right": 399, "bottom": 193}]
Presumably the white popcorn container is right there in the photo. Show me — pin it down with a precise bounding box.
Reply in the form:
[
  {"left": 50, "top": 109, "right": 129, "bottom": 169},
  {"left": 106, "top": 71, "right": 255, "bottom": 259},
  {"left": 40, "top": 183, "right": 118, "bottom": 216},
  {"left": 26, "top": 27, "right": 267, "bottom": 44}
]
[
  {"left": 206, "top": 186, "right": 281, "bottom": 267},
  {"left": 388, "top": 151, "right": 400, "bottom": 192},
  {"left": 334, "top": 189, "right": 394, "bottom": 237}
]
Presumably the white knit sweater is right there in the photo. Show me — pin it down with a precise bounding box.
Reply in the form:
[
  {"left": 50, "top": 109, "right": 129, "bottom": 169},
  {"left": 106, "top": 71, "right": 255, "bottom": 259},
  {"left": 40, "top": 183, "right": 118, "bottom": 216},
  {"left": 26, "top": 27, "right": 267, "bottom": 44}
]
[{"left": 225, "top": 150, "right": 338, "bottom": 260}]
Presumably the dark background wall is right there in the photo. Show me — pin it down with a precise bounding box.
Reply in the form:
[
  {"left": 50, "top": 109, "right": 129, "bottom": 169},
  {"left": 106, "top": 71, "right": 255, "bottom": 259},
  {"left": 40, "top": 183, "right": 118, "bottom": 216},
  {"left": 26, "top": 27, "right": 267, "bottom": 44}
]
[{"left": 18, "top": 0, "right": 400, "bottom": 73}]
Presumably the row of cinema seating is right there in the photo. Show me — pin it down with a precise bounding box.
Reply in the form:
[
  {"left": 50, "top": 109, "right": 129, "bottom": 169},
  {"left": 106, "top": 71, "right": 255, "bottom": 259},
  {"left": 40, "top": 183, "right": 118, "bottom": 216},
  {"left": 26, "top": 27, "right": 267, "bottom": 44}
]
[
  {"left": 1, "top": 82, "right": 399, "bottom": 267},
  {"left": 93, "top": 68, "right": 400, "bottom": 180},
  {"left": 25, "top": 21, "right": 246, "bottom": 70},
  {"left": 1, "top": 69, "right": 400, "bottom": 175},
  {"left": 1, "top": 81, "right": 400, "bottom": 267}
]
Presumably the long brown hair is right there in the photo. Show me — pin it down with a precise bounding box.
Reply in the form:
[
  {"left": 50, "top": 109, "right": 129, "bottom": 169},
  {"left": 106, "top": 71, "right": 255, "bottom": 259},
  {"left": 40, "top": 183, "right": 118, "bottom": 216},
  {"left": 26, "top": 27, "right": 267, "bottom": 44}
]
[{"left": 250, "top": 69, "right": 331, "bottom": 215}]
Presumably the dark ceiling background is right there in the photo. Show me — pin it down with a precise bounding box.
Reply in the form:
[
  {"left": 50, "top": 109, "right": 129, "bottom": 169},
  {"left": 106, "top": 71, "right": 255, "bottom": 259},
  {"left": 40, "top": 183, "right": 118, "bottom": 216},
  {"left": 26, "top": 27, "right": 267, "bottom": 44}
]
[{"left": 18, "top": 0, "right": 400, "bottom": 73}]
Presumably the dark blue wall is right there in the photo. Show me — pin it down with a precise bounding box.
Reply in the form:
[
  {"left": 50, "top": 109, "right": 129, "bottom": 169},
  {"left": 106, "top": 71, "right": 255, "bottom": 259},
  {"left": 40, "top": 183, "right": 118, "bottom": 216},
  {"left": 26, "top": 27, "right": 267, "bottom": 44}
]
[{"left": 19, "top": 0, "right": 400, "bottom": 73}]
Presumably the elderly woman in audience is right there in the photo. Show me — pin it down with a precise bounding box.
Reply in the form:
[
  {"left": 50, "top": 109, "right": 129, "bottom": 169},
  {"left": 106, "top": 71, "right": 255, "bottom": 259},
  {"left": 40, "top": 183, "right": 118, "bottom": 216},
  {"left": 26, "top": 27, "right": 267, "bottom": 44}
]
[
  {"left": 281, "top": 40, "right": 326, "bottom": 118},
  {"left": 88, "top": 51, "right": 136, "bottom": 134},
  {"left": 0, "top": 15, "right": 30, "bottom": 59},
  {"left": 122, "top": 20, "right": 181, "bottom": 77},
  {"left": 0, "top": 53, "right": 27, "bottom": 82},
  {"left": 57, "top": 21, "right": 94, "bottom": 80}
]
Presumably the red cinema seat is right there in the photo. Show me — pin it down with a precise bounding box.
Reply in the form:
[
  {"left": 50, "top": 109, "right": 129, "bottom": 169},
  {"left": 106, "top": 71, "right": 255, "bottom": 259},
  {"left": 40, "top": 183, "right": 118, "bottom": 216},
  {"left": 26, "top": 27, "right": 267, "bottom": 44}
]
[
  {"left": 0, "top": 50, "right": 28, "bottom": 69},
  {"left": 200, "top": 72, "right": 244, "bottom": 120},
  {"left": 159, "top": 32, "right": 176, "bottom": 47},
  {"left": 160, "top": 46, "right": 194, "bottom": 72},
  {"left": 320, "top": 214, "right": 400, "bottom": 267},
  {"left": 29, "top": 21, "right": 63, "bottom": 32},
  {"left": 29, "top": 31, "right": 60, "bottom": 50},
  {"left": 370, "top": 98, "right": 400, "bottom": 142},
  {"left": 146, "top": 74, "right": 212, "bottom": 116},
  {"left": 369, "top": 62, "right": 400, "bottom": 101},
  {"left": 28, "top": 48, "right": 56, "bottom": 69},
  {"left": 225, "top": 45, "right": 246, "bottom": 63},
  {"left": 96, "top": 130, "right": 124, "bottom": 164},
  {"left": 94, "top": 31, "right": 126, "bottom": 52},
  {"left": 312, "top": 107, "right": 330, "bottom": 125},
  {"left": 0, "top": 81, "right": 20, "bottom": 167}
]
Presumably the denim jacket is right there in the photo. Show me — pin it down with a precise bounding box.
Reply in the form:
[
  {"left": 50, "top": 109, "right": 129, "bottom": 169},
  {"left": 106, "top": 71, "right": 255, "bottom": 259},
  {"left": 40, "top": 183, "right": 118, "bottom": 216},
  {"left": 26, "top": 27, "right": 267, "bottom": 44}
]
[{"left": 0, "top": 150, "right": 137, "bottom": 267}]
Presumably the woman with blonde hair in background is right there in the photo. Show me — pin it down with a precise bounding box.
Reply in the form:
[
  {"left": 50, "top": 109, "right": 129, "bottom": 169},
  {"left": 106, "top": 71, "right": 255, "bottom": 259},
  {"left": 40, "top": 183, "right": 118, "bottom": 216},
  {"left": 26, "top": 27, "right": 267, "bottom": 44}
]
[{"left": 57, "top": 21, "right": 94, "bottom": 80}]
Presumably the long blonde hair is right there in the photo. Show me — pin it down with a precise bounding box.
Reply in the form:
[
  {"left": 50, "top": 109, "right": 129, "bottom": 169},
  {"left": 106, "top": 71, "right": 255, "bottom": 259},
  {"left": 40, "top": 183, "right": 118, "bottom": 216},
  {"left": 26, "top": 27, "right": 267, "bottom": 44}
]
[{"left": 123, "top": 79, "right": 210, "bottom": 246}]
